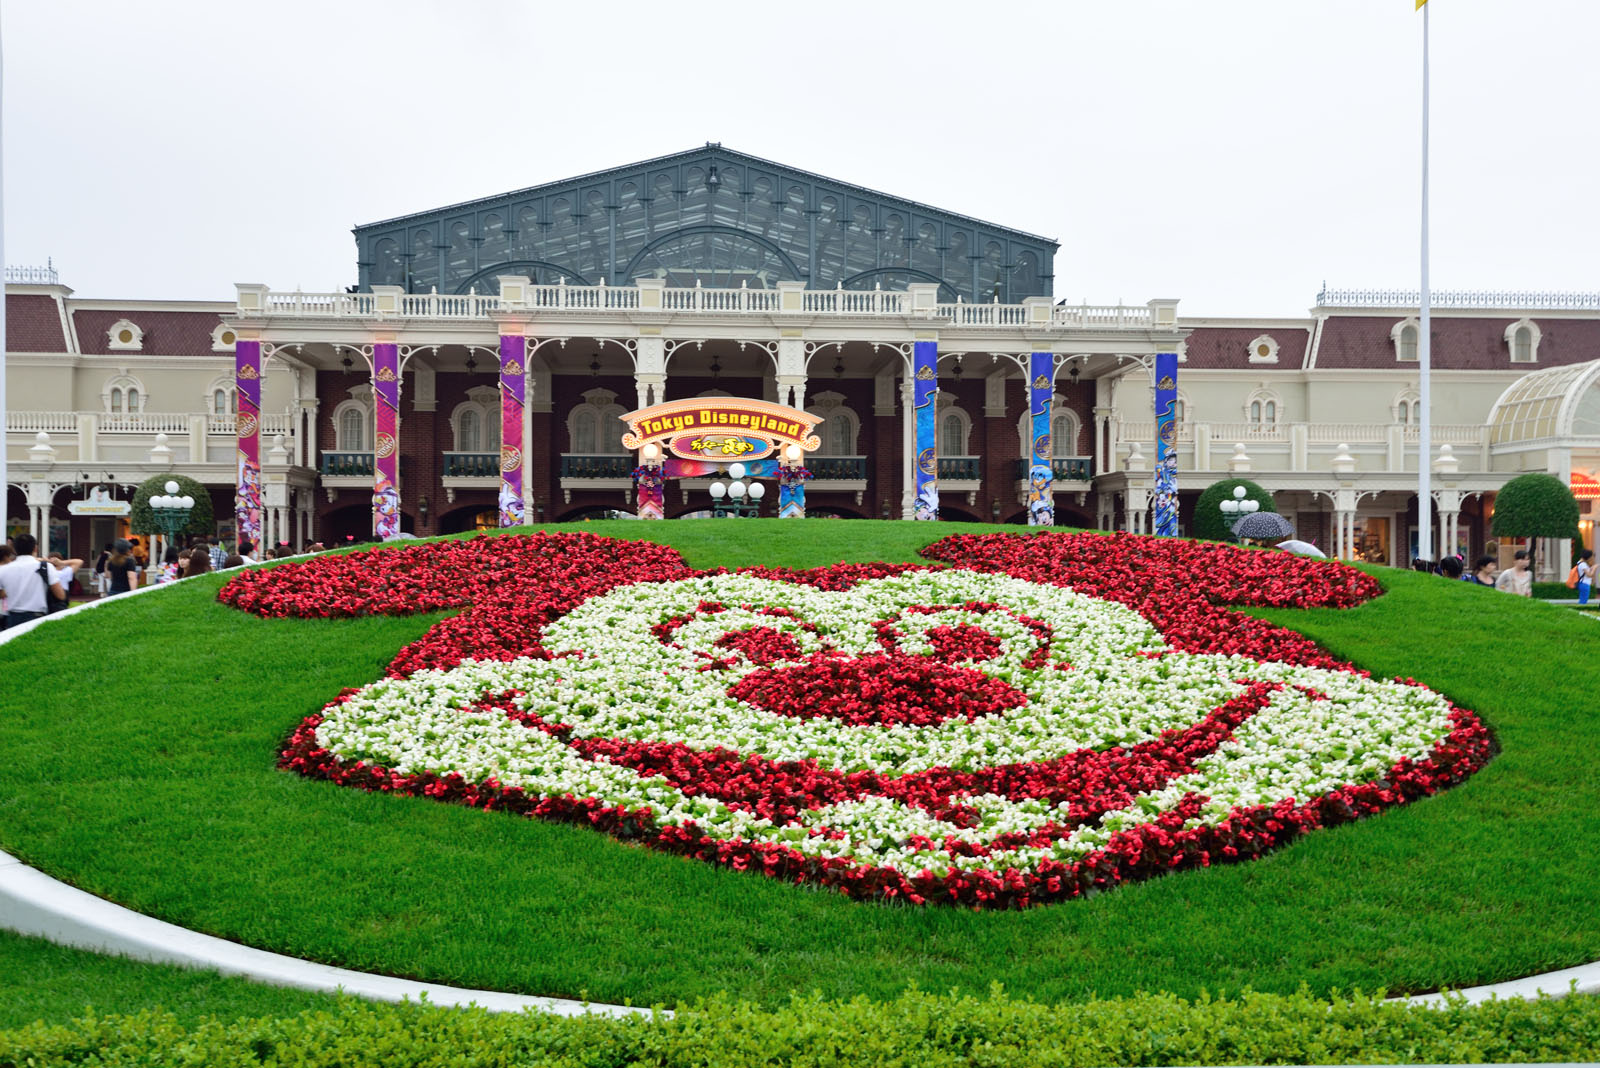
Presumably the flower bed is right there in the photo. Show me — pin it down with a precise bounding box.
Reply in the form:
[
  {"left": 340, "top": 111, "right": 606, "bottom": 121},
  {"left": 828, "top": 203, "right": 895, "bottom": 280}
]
[{"left": 221, "top": 531, "right": 1490, "bottom": 909}]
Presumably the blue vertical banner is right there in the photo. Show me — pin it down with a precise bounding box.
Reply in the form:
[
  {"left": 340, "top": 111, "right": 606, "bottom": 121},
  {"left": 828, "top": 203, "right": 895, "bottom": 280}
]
[
  {"left": 912, "top": 340, "right": 939, "bottom": 520},
  {"left": 1026, "top": 351, "right": 1054, "bottom": 526},
  {"left": 1153, "top": 351, "right": 1179, "bottom": 537}
]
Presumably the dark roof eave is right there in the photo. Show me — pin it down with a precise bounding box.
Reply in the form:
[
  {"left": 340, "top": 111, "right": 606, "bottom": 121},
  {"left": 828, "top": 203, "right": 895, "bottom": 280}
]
[{"left": 353, "top": 144, "right": 1059, "bottom": 249}]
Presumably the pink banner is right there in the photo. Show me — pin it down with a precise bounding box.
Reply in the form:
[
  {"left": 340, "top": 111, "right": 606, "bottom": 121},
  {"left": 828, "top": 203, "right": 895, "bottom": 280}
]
[
  {"left": 372, "top": 343, "right": 401, "bottom": 540},
  {"left": 234, "top": 340, "right": 263, "bottom": 548},
  {"left": 498, "top": 335, "right": 526, "bottom": 527}
]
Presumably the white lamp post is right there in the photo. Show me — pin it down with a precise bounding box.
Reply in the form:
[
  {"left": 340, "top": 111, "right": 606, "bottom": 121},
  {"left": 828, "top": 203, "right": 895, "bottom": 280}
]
[
  {"left": 709, "top": 462, "right": 765, "bottom": 517},
  {"left": 1218, "top": 485, "right": 1259, "bottom": 541}
]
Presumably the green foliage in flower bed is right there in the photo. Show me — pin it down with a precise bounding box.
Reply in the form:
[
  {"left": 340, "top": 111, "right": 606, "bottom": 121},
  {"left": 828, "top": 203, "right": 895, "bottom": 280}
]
[
  {"left": 4, "top": 987, "right": 1600, "bottom": 1068},
  {"left": 0, "top": 520, "right": 1597, "bottom": 1013}
]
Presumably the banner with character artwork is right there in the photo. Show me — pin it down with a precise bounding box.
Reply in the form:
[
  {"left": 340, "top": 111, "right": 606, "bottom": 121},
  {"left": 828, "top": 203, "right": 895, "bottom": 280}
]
[
  {"left": 1027, "top": 351, "right": 1054, "bottom": 526},
  {"left": 373, "top": 343, "right": 402, "bottom": 540},
  {"left": 497, "top": 334, "right": 526, "bottom": 527},
  {"left": 913, "top": 340, "right": 938, "bottom": 521},
  {"left": 234, "top": 340, "right": 263, "bottom": 548},
  {"left": 1153, "top": 351, "right": 1179, "bottom": 537}
]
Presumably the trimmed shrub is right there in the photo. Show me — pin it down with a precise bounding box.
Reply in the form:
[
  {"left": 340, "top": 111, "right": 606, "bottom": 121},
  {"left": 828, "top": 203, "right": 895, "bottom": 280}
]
[
  {"left": 1492, "top": 473, "right": 1581, "bottom": 542},
  {"left": 130, "top": 474, "right": 215, "bottom": 541},
  {"left": 1192, "top": 478, "right": 1277, "bottom": 542},
  {"left": 3, "top": 988, "right": 1599, "bottom": 1067}
]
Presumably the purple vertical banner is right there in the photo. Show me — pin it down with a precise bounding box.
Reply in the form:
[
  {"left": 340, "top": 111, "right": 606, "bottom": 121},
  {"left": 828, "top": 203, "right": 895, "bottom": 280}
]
[
  {"left": 778, "top": 454, "right": 808, "bottom": 519},
  {"left": 372, "top": 342, "right": 402, "bottom": 540},
  {"left": 497, "top": 334, "right": 527, "bottom": 527},
  {"left": 234, "top": 340, "right": 263, "bottom": 549},
  {"left": 912, "top": 340, "right": 938, "bottom": 520},
  {"left": 1153, "top": 351, "right": 1179, "bottom": 537},
  {"left": 634, "top": 462, "right": 665, "bottom": 520},
  {"left": 1026, "top": 351, "right": 1054, "bottom": 526}
]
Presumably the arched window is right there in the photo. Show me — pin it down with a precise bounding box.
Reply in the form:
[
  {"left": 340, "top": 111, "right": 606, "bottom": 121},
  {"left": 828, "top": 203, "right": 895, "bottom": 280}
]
[
  {"left": 566, "top": 388, "right": 627, "bottom": 454},
  {"left": 103, "top": 375, "right": 147, "bottom": 415},
  {"left": 1505, "top": 319, "right": 1541, "bottom": 363},
  {"left": 806, "top": 392, "right": 860, "bottom": 457},
  {"left": 1393, "top": 320, "right": 1420, "bottom": 362},
  {"left": 1245, "top": 389, "right": 1280, "bottom": 429},
  {"left": 458, "top": 408, "right": 482, "bottom": 452},
  {"left": 1052, "top": 413, "right": 1075, "bottom": 457},
  {"left": 212, "top": 388, "right": 237, "bottom": 417},
  {"left": 338, "top": 407, "right": 368, "bottom": 451},
  {"left": 942, "top": 413, "right": 963, "bottom": 453},
  {"left": 574, "top": 411, "right": 597, "bottom": 454},
  {"left": 1174, "top": 397, "right": 1187, "bottom": 425}
]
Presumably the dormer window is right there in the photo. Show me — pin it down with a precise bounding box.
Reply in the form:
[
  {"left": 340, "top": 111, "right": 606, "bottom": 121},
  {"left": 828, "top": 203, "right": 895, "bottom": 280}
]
[
  {"left": 1506, "top": 318, "right": 1541, "bottom": 363},
  {"left": 107, "top": 319, "right": 144, "bottom": 351},
  {"left": 1392, "top": 319, "right": 1420, "bottom": 361},
  {"left": 1247, "top": 335, "right": 1279, "bottom": 364},
  {"left": 211, "top": 323, "right": 239, "bottom": 352}
]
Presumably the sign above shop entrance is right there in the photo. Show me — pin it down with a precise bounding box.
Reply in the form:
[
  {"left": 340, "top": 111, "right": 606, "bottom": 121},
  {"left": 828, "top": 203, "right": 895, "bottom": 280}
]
[{"left": 621, "top": 398, "right": 822, "bottom": 461}]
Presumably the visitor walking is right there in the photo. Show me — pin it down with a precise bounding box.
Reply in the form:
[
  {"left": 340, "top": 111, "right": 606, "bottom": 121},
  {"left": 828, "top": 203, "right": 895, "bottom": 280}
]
[
  {"left": 0, "top": 533, "right": 70, "bottom": 629},
  {"left": 104, "top": 540, "right": 140, "bottom": 596},
  {"left": 1494, "top": 550, "right": 1533, "bottom": 598},
  {"left": 237, "top": 539, "right": 258, "bottom": 565},
  {"left": 1468, "top": 555, "right": 1498, "bottom": 588},
  {"left": 1575, "top": 549, "right": 1595, "bottom": 607},
  {"left": 205, "top": 538, "right": 228, "bottom": 572}
]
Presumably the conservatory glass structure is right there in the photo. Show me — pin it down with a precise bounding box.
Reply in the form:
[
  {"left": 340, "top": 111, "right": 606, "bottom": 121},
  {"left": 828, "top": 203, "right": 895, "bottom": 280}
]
[{"left": 354, "top": 144, "right": 1058, "bottom": 303}]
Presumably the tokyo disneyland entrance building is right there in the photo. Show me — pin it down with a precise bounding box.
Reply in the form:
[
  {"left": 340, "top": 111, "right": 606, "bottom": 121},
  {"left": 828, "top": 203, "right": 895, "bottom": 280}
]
[{"left": 222, "top": 144, "right": 1186, "bottom": 542}]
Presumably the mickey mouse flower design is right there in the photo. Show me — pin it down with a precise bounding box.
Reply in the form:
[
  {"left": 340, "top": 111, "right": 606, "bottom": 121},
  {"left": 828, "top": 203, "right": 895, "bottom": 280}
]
[{"left": 226, "top": 532, "right": 1490, "bottom": 907}]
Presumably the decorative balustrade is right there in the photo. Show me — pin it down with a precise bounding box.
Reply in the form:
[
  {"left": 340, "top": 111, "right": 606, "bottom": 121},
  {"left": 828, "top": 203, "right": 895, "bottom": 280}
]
[
  {"left": 5, "top": 264, "right": 60, "bottom": 285},
  {"left": 443, "top": 452, "right": 500, "bottom": 478},
  {"left": 938, "top": 456, "right": 981, "bottom": 481},
  {"left": 1013, "top": 457, "right": 1094, "bottom": 482},
  {"left": 559, "top": 454, "right": 634, "bottom": 479},
  {"left": 808, "top": 456, "right": 868, "bottom": 480},
  {"left": 205, "top": 413, "right": 291, "bottom": 436},
  {"left": 99, "top": 413, "right": 192, "bottom": 434},
  {"left": 6, "top": 411, "right": 79, "bottom": 433},
  {"left": 239, "top": 284, "right": 1160, "bottom": 330},
  {"left": 1317, "top": 286, "right": 1600, "bottom": 310},
  {"left": 1402, "top": 423, "right": 1485, "bottom": 446},
  {"left": 321, "top": 452, "right": 375, "bottom": 477}
]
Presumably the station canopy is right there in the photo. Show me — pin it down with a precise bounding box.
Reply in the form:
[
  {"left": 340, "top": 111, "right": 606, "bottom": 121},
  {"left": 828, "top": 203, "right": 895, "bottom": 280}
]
[
  {"left": 1487, "top": 358, "right": 1600, "bottom": 448},
  {"left": 353, "top": 144, "right": 1058, "bottom": 303}
]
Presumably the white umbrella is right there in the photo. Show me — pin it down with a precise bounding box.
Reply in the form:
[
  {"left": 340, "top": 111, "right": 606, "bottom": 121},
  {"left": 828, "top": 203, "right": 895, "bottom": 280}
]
[{"left": 1275, "top": 539, "right": 1326, "bottom": 559}]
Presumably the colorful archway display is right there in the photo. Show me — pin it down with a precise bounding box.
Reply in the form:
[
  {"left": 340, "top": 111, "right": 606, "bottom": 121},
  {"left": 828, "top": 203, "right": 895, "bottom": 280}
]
[{"left": 621, "top": 399, "right": 823, "bottom": 519}]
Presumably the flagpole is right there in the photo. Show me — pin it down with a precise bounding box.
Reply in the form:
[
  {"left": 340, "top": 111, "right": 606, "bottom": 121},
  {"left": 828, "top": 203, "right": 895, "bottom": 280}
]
[{"left": 1417, "top": 0, "right": 1433, "bottom": 566}]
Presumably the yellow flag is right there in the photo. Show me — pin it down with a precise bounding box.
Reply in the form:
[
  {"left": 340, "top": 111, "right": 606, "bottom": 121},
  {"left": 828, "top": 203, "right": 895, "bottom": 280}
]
[{"left": 1416, "top": 0, "right": 1427, "bottom": 7}]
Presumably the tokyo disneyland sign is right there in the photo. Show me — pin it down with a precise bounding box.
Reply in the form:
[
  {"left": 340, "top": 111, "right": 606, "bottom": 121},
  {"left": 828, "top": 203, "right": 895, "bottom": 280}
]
[{"left": 621, "top": 398, "right": 823, "bottom": 519}]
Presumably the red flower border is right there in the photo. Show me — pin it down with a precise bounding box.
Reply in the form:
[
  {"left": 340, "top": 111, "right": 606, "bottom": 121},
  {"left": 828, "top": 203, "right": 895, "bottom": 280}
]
[{"left": 224, "top": 531, "right": 1492, "bottom": 909}]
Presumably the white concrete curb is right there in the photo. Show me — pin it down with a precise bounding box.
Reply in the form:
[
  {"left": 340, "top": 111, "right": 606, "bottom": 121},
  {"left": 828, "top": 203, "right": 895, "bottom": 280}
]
[
  {"left": 1, "top": 555, "right": 1593, "bottom": 1014},
  {"left": 0, "top": 851, "right": 652, "bottom": 1017}
]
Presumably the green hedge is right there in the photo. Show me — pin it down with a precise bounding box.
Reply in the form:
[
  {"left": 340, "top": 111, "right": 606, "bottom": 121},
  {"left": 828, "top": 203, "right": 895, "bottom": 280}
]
[
  {"left": 1192, "top": 479, "right": 1277, "bottom": 542},
  {"left": 4, "top": 988, "right": 1598, "bottom": 1067}
]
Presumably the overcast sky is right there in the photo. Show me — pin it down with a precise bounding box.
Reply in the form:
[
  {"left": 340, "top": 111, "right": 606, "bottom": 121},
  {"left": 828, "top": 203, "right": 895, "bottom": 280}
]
[{"left": 4, "top": 0, "right": 1595, "bottom": 317}]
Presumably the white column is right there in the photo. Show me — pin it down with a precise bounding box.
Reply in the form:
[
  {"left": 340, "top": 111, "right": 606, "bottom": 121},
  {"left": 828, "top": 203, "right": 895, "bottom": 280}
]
[
  {"left": 1093, "top": 407, "right": 1111, "bottom": 475},
  {"left": 900, "top": 375, "right": 915, "bottom": 520}
]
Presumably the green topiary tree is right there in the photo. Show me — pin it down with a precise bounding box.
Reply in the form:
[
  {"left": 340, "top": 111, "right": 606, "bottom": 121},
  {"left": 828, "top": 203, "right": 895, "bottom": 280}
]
[
  {"left": 130, "top": 474, "right": 216, "bottom": 540},
  {"left": 1491, "top": 473, "right": 1580, "bottom": 545},
  {"left": 1193, "top": 478, "right": 1277, "bottom": 542}
]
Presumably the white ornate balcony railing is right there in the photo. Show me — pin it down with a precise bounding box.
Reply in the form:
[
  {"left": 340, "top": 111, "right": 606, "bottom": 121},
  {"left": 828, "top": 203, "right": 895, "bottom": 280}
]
[
  {"left": 99, "top": 413, "right": 193, "bottom": 434},
  {"left": 1316, "top": 286, "right": 1600, "bottom": 311},
  {"left": 6, "top": 411, "right": 80, "bottom": 433},
  {"left": 207, "top": 413, "right": 292, "bottom": 436},
  {"left": 239, "top": 285, "right": 1163, "bottom": 330}
]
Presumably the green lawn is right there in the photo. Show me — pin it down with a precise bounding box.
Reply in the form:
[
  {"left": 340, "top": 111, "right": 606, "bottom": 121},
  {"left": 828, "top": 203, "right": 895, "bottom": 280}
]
[
  {"left": 1, "top": 520, "right": 1596, "bottom": 1017},
  {"left": 0, "top": 931, "right": 339, "bottom": 1032}
]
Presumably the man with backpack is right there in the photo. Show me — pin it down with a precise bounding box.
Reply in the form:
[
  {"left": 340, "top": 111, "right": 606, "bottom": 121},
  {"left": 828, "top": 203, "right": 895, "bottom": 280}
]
[{"left": 0, "top": 534, "right": 70, "bottom": 629}]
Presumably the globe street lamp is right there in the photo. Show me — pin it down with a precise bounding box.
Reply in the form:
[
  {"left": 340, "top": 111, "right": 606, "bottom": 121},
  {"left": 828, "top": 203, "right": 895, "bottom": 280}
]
[
  {"left": 1218, "top": 484, "right": 1259, "bottom": 541},
  {"left": 709, "top": 462, "right": 766, "bottom": 518},
  {"left": 148, "top": 480, "right": 195, "bottom": 560}
]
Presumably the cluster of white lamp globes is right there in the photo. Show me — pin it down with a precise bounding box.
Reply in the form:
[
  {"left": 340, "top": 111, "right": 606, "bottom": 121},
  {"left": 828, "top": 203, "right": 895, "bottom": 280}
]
[
  {"left": 1219, "top": 485, "right": 1261, "bottom": 518},
  {"left": 709, "top": 463, "right": 766, "bottom": 506},
  {"left": 149, "top": 480, "right": 196, "bottom": 513}
]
